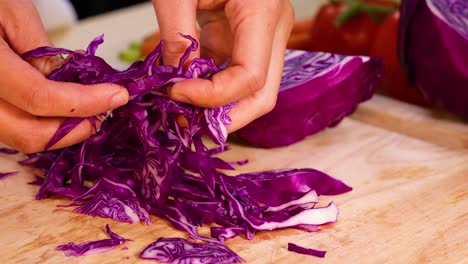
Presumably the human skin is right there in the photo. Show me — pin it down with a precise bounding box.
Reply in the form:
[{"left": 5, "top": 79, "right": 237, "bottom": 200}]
[
  {"left": 0, "top": 0, "right": 293, "bottom": 153},
  {"left": 152, "top": 0, "right": 294, "bottom": 132},
  {"left": 0, "top": 0, "right": 129, "bottom": 153}
]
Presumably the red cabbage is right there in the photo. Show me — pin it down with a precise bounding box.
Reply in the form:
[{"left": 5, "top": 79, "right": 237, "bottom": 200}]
[
  {"left": 0, "top": 147, "right": 19, "bottom": 154},
  {"left": 20, "top": 35, "right": 354, "bottom": 263},
  {"left": 140, "top": 238, "right": 243, "bottom": 264},
  {"left": 294, "top": 224, "right": 321, "bottom": 232},
  {"left": 210, "top": 227, "right": 245, "bottom": 242},
  {"left": 0, "top": 171, "right": 19, "bottom": 180},
  {"left": 399, "top": 0, "right": 468, "bottom": 119},
  {"left": 287, "top": 242, "right": 326, "bottom": 258},
  {"left": 205, "top": 103, "right": 235, "bottom": 145},
  {"left": 27, "top": 175, "right": 45, "bottom": 186},
  {"left": 44, "top": 117, "right": 93, "bottom": 151},
  {"left": 56, "top": 224, "right": 131, "bottom": 256},
  {"left": 235, "top": 51, "right": 383, "bottom": 148}
]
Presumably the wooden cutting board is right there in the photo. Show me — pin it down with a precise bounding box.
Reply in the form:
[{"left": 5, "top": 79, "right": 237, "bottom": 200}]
[
  {"left": 1, "top": 2, "right": 467, "bottom": 263},
  {"left": 1, "top": 117, "right": 467, "bottom": 264},
  {"left": 352, "top": 96, "right": 468, "bottom": 150}
]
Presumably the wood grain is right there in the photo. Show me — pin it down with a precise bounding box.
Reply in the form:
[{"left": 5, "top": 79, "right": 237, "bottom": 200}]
[
  {"left": 352, "top": 95, "right": 468, "bottom": 150},
  {"left": 1, "top": 120, "right": 467, "bottom": 264}
]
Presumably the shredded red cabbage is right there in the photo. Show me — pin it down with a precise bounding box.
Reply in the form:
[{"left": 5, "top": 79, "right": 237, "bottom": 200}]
[
  {"left": 287, "top": 242, "right": 326, "bottom": 258},
  {"left": 56, "top": 224, "right": 131, "bottom": 256},
  {"left": 140, "top": 238, "right": 243, "bottom": 264},
  {"left": 0, "top": 147, "right": 19, "bottom": 154},
  {"left": 0, "top": 171, "right": 19, "bottom": 180},
  {"left": 19, "top": 35, "right": 354, "bottom": 263},
  {"left": 27, "top": 175, "right": 45, "bottom": 186}
]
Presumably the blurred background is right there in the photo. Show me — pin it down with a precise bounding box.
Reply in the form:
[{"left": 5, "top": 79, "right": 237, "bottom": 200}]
[
  {"left": 69, "top": 0, "right": 149, "bottom": 19},
  {"left": 68, "top": 0, "right": 325, "bottom": 20},
  {"left": 33, "top": 0, "right": 327, "bottom": 33}
]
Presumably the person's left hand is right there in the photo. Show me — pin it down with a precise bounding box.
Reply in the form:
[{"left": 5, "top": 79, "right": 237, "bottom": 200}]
[{"left": 0, "top": 1, "right": 129, "bottom": 153}]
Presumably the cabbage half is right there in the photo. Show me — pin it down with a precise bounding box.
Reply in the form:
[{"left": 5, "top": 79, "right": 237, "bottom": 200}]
[
  {"left": 236, "top": 50, "right": 383, "bottom": 148},
  {"left": 399, "top": 0, "right": 468, "bottom": 119}
]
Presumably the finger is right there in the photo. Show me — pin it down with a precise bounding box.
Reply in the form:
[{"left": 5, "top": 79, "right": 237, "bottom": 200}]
[
  {"left": 152, "top": 0, "right": 200, "bottom": 67},
  {"left": 0, "top": 47, "right": 129, "bottom": 117},
  {"left": 227, "top": 3, "right": 294, "bottom": 132},
  {"left": 0, "top": 99, "right": 98, "bottom": 154},
  {"left": 27, "top": 55, "right": 65, "bottom": 76},
  {"left": 1, "top": 1, "right": 65, "bottom": 76},
  {"left": 27, "top": 49, "right": 86, "bottom": 76},
  {"left": 2, "top": 1, "right": 52, "bottom": 54},
  {"left": 169, "top": 0, "right": 281, "bottom": 107},
  {"left": 227, "top": 40, "right": 285, "bottom": 133},
  {"left": 197, "top": 9, "right": 233, "bottom": 65}
]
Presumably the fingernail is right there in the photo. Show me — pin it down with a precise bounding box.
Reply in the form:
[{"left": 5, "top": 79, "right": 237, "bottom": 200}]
[{"left": 110, "top": 89, "right": 129, "bottom": 108}]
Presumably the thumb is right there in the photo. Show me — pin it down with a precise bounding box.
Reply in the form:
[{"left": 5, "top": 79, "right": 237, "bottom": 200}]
[
  {"left": 0, "top": 45, "right": 129, "bottom": 118},
  {"left": 38, "top": 80, "right": 130, "bottom": 117}
]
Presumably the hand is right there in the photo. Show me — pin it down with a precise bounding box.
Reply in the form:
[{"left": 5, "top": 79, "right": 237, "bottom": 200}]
[
  {"left": 152, "top": 0, "right": 294, "bottom": 132},
  {"left": 0, "top": 1, "right": 129, "bottom": 153}
]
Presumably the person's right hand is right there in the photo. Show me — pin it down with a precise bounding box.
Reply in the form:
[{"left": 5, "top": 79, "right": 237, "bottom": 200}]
[
  {"left": 153, "top": 0, "right": 294, "bottom": 133},
  {"left": 0, "top": 1, "right": 129, "bottom": 154}
]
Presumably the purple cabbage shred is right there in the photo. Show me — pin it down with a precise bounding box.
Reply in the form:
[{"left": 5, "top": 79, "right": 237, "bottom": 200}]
[
  {"left": 0, "top": 147, "right": 19, "bottom": 154},
  {"left": 56, "top": 224, "right": 131, "bottom": 256},
  {"left": 0, "top": 171, "right": 19, "bottom": 180},
  {"left": 287, "top": 242, "right": 326, "bottom": 258},
  {"left": 140, "top": 238, "right": 243, "bottom": 264},
  {"left": 20, "top": 35, "right": 355, "bottom": 263}
]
